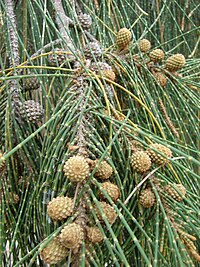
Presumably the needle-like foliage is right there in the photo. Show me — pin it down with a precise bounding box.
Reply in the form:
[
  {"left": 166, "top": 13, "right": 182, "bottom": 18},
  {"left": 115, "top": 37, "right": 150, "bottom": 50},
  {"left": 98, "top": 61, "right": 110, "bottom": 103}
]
[{"left": 0, "top": 0, "right": 199, "bottom": 266}]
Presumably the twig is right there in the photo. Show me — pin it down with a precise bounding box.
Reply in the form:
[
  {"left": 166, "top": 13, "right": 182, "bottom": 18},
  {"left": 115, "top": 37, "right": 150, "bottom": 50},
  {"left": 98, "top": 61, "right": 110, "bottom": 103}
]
[
  {"left": 52, "top": 0, "right": 75, "bottom": 51},
  {"left": 5, "top": 0, "right": 20, "bottom": 96},
  {"left": 159, "top": 98, "right": 179, "bottom": 138}
]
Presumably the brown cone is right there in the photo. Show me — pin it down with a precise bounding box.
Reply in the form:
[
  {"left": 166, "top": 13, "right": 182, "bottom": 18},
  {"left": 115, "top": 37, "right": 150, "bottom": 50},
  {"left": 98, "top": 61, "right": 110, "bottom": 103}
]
[
  {"left": 149, "top": 49, "right": 164, "bottom": 63},
  {"left": 165, "top": 54, "right": 185, "bottom": 71},
  {"left": 94, "top": 201, "right": 117, "bottom": 224},
  {"left": 139, "top": 39, "right": 151, "bottom": 52},
  {"left": 131, "top": 151, "right": 151, "bottom": 173},
  {"left": 59, "top": 223, "right": 84, "bottom": 249},
  {"left": 47, "top": 196, "right": 74, "bottom": 221},
  {"left": 100, "top": 182, "right": 120, "bottom": 201},
  {"left": 147, "top": 143, "right": 172, "bottom": 165},
  {"left": 40, "top": 237, "right": 68, "bottom": 265},
  {"left": 140, "top": 188, "right": 156, "bottom": 208},
  {"left": 86, "top": 226, "right": 103, "bottom": 243},
  {"left": 164, "top": 184, "right": 186, "bottom": 202},
  {"left": 63, "top": 156, "right": 90, "bottom": 183},
  {"left": 116, "top": 28, "right": 132, "bottom": 49}
]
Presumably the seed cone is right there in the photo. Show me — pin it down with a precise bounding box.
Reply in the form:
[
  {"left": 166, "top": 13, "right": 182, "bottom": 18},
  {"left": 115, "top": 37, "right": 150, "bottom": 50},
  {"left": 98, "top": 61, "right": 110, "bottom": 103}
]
[
  {"left": 47, "top": 196, "right": 74, "bottom": 221},
  {"left": 48, "top": 48, "right": 75, "bottom": 66},
  {"left": 164, "top": 184, "right": 186, "bottom": 202},
  {"left": 139, "top": 39, "right": 151, "bottom": 52},
  {"left": 153, "top": 72, "right": 167, "bottom": 87},
  {"left": 129, "top": 140, "right": 144, "bottom": 153},
  {"left": 139, "top": 188, "right": 156, "bottom": 208},
  {"left": 59, "top": 223, "right": 84, "bottom": 249},
  {"left": 0, "top": 152, "right": 5, "bottom": 171},
  {"left": 149, "top": 49, "right": 164, "bottom": 63},
  {"left": 147, "top": 143, "right": 172, "bottom": 165},
  {"left": 100, "top": 182, "right": 120, "bottom": 201},
  {"left": 23, "top": 74, "right": 40, "bottom": 91},
  {"left": 86, "top": 226, "right": 103, "bottom": 243},
  {"left": 18, "top": 100, "right": 44, "bottom": 123},
  {"left": 63, "top": 156, "right": 90, "bottom": 183},
  {"left": 94, "top": 201, "right": 117, "bottom": 224},
  {"left": 131, "top": 151, "right": 151, "bottom": 173},
  {"left": 7, "top": 193, "right": 19, "bottom": 205},
  {"left": 91, "top": 160, "right": 113, "bottom": 180},
  {"left": 40, "top": 237, "right": 68, "bottom": 265},
  {"left": 83, "top": 42, "right": 102, "bottom": 60},
  {"left": 78, "top": 13, "right": 92, "bottom": 30},
  {"left": 165, "top": 54, "right": 185, "bottom": 71},
  {"left": 116, "top": 28, "right": 132, "bottom": 49}
]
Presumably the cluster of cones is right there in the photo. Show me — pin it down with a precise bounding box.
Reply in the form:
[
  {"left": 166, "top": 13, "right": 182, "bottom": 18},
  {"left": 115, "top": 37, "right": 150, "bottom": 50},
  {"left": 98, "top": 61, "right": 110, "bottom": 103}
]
[{"left": 40, "top": 155, "right": 119, "bottom": 265}]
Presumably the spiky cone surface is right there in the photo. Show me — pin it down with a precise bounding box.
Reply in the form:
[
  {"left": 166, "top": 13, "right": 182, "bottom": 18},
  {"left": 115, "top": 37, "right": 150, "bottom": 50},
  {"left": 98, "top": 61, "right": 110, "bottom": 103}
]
[
  {"left": 100, "top": 182, "right": 120, "bottom": 201},
  {"left": 165, "top": 54, "right": 186, "bottom": 71},
  {"left": 18, "top": 100, "right": 44, "bottom": 123},
  {"left": 94, "top": 201, "right": 117, "bottom": 224},
  {"left": 23, "top": 75, "right": 40, "bottom": 91},
  {"left": 48, "top": 48, "right": 75, "bottom": 66},
  {"left": 0, "top": 152, "right": 5, "bottom": 171},
  {"left": 47, "top": 196, "right": 74, "bottom": 221},
  {"left": 164, "top": 184, "right": 186, "bottom": 202},
  {"left": 78, "top": 13, "right": 92, "bottom": 30},
  {"left": 149, "top": 49, "right": 165, "bottom": 63},
  {"left": 40, "top": 237, "right": 68, "bottom": 265},
  {"left": 139, "top": 188, "right": 156, "bottom": 208},
  {"left": 63, "top": 156, "right": 90, "bottom": 183},
  {"left": 153, "top": 72, "right": 168, "bottom": 87},
  {"left": 83, "top": 42, "right": 102, "bottom": 60},
  {"left": 147, "top": 143, "right": 172, "bottom": 165},
  {"left": 59, "top": 223, "right": 84, "bottom": 249},
  {"left": 86, "top": 226, "right": 103, "bottom": 243},
  {"left": 116, "top": 28, "right": 132, "bottom": 49},
  {"left": 139, "top": 39, "right": 151, "bottom": 52},
  {"left": 91, "top": 160, "right": 113, "bottom": 180},
  {"left": 131, "top": 151, "right": 151, "bottom": 173}
]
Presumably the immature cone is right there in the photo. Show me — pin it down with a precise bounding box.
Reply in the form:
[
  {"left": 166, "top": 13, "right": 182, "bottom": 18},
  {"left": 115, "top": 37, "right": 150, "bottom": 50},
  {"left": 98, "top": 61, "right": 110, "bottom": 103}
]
[
  {"left": 149, "top": 49, "right": 164, "bottom": 63},
  {"left": 86, "top": 226, "right": 103, "bottom": 243},
  {"left": 47, "top": 196, "right": 74, "bottom": 221},
  {"left": 92, "top": 160, "right": 113, "bottom": 180},
  {"left": 165, "top": 54, "right": 185, "bottom": 71},
  {"left": 116, "top": 28, "right": 132, "bottom": 49},
  {"left": 164, "top": 184, "right": 186, "bottom": 202},
  {"left": 63, "top": 156, "right": 90, "bottom": 183},
  {"left": 78, "top": 13, "right": 92, "bottom": 30},
  {"left": 131, "top": 151, "right": 151, "bottom": 173},
  {"left": 0, "top": 152, "right": 5, "bottom": 171},
  {"left": 153, "top": 72, "right": 168, "bottom": 87},
  {"left": 83, "top": 42, "right": 102, "bottom": 60},
  {"left": 147, "top": 143, "right": 172, "bottom": 165},
  {"left": 23, "top": 75, "right": 40, "bottom": 91},
  {"left": 18, "top": 100, "right": 44, "bottom": 123},
  {"left": 40, "top": 237, "right": 68, "bottom": 265},
  {"left": 139, "top": 39, "right": 151, "bottom": 52},
  {"left": 59, "top": 223, "right": 84, "bottom": 249},
  {"left": 48, "top": 48, "right": 75, "bottom": 66},
  {"left": 100, "top": 182, "right": 120, "bottom": 201},
  {"left": 139, "top": 188, "right": 156, "bottom": 208}
]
